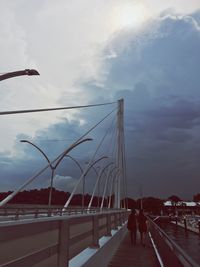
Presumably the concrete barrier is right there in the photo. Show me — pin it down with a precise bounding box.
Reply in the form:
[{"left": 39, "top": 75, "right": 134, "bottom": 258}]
[
  {"left": 69, "top": 224, "right": 127, "bottom": 267},
  {"left": 0, "top": 209, "right": 129, "bottom": 267}
]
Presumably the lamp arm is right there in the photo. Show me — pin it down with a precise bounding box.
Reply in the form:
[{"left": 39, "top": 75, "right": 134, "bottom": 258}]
[{"left": 0, "top": 69, "right": 39, "bottom": 81}]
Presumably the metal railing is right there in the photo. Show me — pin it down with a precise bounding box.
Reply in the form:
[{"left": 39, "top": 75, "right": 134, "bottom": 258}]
[
  {"left": 148, "top": 217, "right": 199, "bottom": 267},
  {"left": 0, "top": 205, "right": 118, "bottom": 221},
  {"left": 0, "top": 209, "right": 128, "bottom": 267}
]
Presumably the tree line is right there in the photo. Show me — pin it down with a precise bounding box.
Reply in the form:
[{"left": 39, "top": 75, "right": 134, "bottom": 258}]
[{"left": 0, "top": 189, "right": 199, "bottom": 214}]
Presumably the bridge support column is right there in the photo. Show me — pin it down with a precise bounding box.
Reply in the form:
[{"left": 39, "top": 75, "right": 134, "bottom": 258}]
[
  {"left": 91, "top": 215, "right": 100, "bottom": 248},
  {"left": 106, "top": 214, "right": 112, "bottom": 236},
  {"left": 57, "top": 220, "right": 69, "bottom": 267}
]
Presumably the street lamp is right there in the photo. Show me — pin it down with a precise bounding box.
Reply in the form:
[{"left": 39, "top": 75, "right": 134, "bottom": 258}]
[
  {"left": 82, "top": 156, "right": 108, "bottom": 209},
  {"left": 0, "top": 69, "right": 40, "bottom": 81},
  {"left": 108, "top": 167, "right": 120, "bottom": 209},
  {"left": 65, "top": 154, "right": 84, "bottom": 207},
  {"left": 88, "top": 161, "right": 114, "bottom": 209},
  {"left": 20, "top": 139, "right": 54, "bottom": 206},
  {"left": 20, "top": 138, "right": 92, "bottom": 206},
  {"left": 100, "top": 163, "right": 115, "bottom": 210},
  {"left": 85, "top": 162, "right": 99, "bottom": 177},
  {"left": 84, "top": 162, "right": 99, "bottom": 208},
  {"left": 63, "top": 156, "right": 108, "bottom": 209},
  {"left": 65, "top": 155, "right": 83, "bottom": 174}
]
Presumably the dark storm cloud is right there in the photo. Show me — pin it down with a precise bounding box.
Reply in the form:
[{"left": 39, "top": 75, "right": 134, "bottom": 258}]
[
  {"left": 104, "top": 14, "right": 200, "bottom": 99},
  {"left": 101, "top": 11, "right": 200, "bottom": 198}
]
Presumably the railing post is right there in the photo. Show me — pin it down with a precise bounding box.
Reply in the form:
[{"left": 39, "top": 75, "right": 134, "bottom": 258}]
[
  {"left": 198, "top": 221, "right": 200, "bottom": 235},
  {"left": 15, "top": 209, "right": 19, "bottom": 220},
  {"left": 122, "top": 212, "right": 125, "bottom": 223},
  {"left": 59, "top": 208, "right": 63, "bottom": 216},
  {"left": 106, "top": 214, "right": 112, "bottom": 236},
  {"left": 57, "top": 220, "right": 69, "bottom": 267},
  {"left": 118, "top": 212, "right": 122, "bottom": 226},
  {"left": 4, "top": 208, "right": 7, "bottom": 216},
  {"left": 91, "top": 214, "right": 100, "bottom": 248},
  {"left": 124, "top": 211, "right": 127, "bottom": 222},
  {"left": 34, "top": 209, "right": 38, "bottom": 218},
  {"left": 47, "top": 208, "right": 52, "bottom": 217},
  {"left": 125, "top": 211, "right": 128, "bottom": 222},
  {"left": 184, "top": 218, "right": 187, "bottom": 231},
  {"left": 114, "top": 213, "right": 118, "bottom": 230}
]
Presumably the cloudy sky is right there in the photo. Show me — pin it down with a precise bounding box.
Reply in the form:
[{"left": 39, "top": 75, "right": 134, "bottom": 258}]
[{"left": 0, "top": 0, "right": 200, "bottom": 200}]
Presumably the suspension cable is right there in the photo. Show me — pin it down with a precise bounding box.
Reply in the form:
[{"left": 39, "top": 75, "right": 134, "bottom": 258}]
[
  {"left": 63, "top": 110, "right": 118, "bottom": 208},
  {"left": 87, "top": 115, "right": 117, "bottom": 204},
  {"left": 0, "top": 101, "right": 117, "bottom": 116},
  {"left": 103, "top": 116, "right": 117, "bottom": 158}
]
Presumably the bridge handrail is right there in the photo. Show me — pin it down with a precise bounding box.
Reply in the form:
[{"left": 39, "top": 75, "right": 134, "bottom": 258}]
[
  {"left": 0, "top": 206, "right": 122, "bottom": 220},
  {"left": 148, "top": 216, "right": 199, "bottom": 267},
  {"left": 0, "top": 209, "right": 129, "bottom": 267}
]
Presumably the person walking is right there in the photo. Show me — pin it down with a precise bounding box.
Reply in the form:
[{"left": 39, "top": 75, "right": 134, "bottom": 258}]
[
  {"left": 137, "top": 209, "right": 147, "bottom": 246},
  {"left": 127, "top": 208, "right": 137, "bottom": 245}
]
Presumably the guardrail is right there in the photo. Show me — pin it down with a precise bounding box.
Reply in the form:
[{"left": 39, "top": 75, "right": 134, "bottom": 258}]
[
  {"left": 0, "top": 206, "right": 109, "bottom": 220},
  {"left": 0, "top": 209, "right": 128, "bottom": 267},
  {"left": 148, "top": 217, "right": 199, "bottom": 267}
]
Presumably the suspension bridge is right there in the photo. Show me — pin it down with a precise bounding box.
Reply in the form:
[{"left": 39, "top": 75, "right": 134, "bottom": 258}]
[{"left": 0, "top": 99, "right": 199, "bottom": 267}]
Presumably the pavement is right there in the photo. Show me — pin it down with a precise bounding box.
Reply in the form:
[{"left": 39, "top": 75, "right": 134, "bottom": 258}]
[{"left": 108, "top": 231, "right": 160, "bottom": 267}]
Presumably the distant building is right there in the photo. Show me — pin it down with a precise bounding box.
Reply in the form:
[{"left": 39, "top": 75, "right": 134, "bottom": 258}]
[{"left": 163, "top": 201, "right": 200, "bottom": 215}]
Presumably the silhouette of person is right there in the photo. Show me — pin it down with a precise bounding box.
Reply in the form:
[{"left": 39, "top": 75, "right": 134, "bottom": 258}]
[
  {"left": 137, "top": 209, "right": 147, "bottom": 245},
  {"left": 127, "top": 208, "right": 137, "bottom": 245}
]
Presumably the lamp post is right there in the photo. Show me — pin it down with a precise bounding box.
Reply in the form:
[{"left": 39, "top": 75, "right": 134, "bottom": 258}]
[
  {"left": 82, "top": 156, "right": 108, "bottom": 209},
  {"left": 20, "top": 138, "right": 92, "bottom": 206},
  {"left": 65, "top": 155, "right": 83, "bottom": 174},
  {"left": 65, "top": 154, "right": 84, "bottom": 207},
  {"left": 65, "top": 155, "right": 103, "bottom": 209},
  {"left": 63, "top": 156, "right": 108, "bottom": 209},
  {"left": 85, "top": 162, "right": 99, "bottom": 177},
  {"left": 88, "top": 161, "right": 114, "bottom": 209},
  {"left": 0, "top": 69, "right": 39, "bottom": 81},
  {"left": 108, "top": 167, "right": 120, "bottom": 209},
  {"left": 84, "top": 162, "right": 99, "bottom": 208},
  {"left": 100, "top": 163, "right": 115, "bottom": 210}
]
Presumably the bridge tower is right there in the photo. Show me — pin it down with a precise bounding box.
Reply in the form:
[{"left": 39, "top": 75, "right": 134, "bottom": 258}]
[{"left": 114, "top": 98, "right": 125, "bottom": 209}]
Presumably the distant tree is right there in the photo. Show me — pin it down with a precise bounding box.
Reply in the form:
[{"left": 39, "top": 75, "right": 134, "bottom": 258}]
[
  {"left": 142, "top": 197, "right": 164, "bottom": 215},
  {"left": 168, "top": 195, "right": 181, "bottom": 204},
  {"left": 136, "top": 199, "right": 142, "bottom": 210},
  {"left": 193, "top": 193, "right": 200, "bottom": 202},
  {"left": 167, "top": 195, "right": 181, "bottom": 214},
  {"left": 121, "top": 197, "right": 136, "bottom": 209}
]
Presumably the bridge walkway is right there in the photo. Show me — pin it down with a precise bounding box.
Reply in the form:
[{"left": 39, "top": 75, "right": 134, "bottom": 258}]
[{"left": 108, "top": 232, "right": 160, "bottom": 267}]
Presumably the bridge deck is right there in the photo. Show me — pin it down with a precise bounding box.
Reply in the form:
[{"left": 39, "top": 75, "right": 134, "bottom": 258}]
[{"left": 108, "top": 232, "right": 160, "bottom": 267}]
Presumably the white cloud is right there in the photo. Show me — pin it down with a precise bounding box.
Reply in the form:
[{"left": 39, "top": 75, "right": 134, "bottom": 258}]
[
  {"left": 0, "top": 0, "right": 200, "bottom": 157},
  {"left": 53, "top": 174, "right": 77, "bottom": 192},
  {"left": 143, "top": 0, "right": 200, "bottom": 15}
]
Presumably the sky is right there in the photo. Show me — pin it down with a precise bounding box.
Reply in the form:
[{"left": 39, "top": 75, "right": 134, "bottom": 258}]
[{"left": 0, "top": 0, "right": 200, "bottom": 200}]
